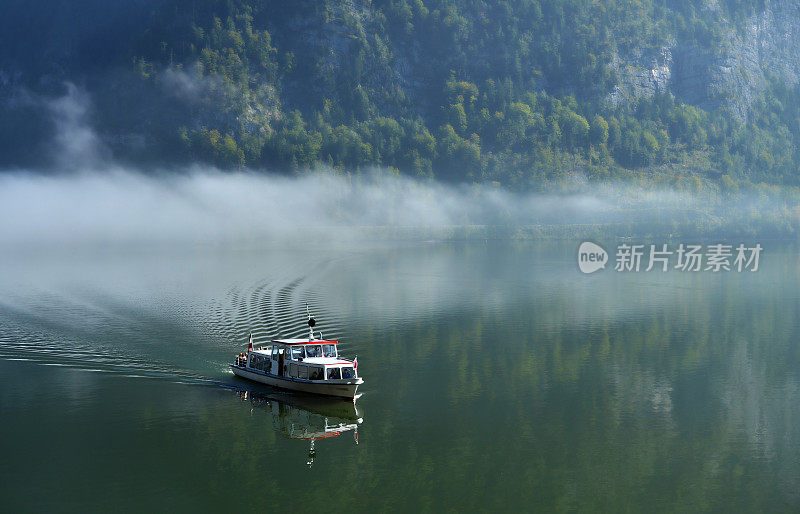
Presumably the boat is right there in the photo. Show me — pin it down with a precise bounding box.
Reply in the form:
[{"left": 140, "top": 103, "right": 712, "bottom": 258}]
[{"left": 230, "top": 307, "right": 363, "bottom": 400}]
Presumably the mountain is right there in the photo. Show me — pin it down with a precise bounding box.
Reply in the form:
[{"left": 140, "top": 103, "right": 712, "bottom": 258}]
[{"left": 2, "top": 0, "right": 800, "bottom": 191}]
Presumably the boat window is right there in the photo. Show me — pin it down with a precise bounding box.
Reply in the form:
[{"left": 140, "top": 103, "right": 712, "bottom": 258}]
[
  {"left": 291, "top": 346, "right": 305, "bottom": 360},
  {"left": 271, "top": 346, "right": 278, "bottom": 361},
  {"left": 305, "top": 345, "right": 322, "bottom": 358},
  {"left": 309, "top": 367, "right": 323, "bottom": 380},
  {"left": 327, "top": 367, "right": 341, "bottom": 380},
  {"left": 323, "top": 344, "right": 337, "bottom": 357},
  {"left": 341, "top": 367, "right": 356, "bottom": 379},
  {"left": 290, "top": 363, "right": 298, "bottom": 378},
  {"left": 299, "top": 365, "right": 309, "bottom": 379}
]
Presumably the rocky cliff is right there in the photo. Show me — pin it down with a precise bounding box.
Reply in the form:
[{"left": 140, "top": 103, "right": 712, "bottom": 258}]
[{"left": 612, "top": 0, "right": 800, "bottom": 119}]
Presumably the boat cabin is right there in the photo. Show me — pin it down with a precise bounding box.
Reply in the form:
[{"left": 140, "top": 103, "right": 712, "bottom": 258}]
[{"left": 241, "top": 339, "right": 358, "bottom": 381}]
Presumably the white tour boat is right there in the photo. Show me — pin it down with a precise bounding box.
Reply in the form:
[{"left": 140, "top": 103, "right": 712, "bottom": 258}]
[{"left": 231, "top": 309, "right": 363, "bottom": 400}]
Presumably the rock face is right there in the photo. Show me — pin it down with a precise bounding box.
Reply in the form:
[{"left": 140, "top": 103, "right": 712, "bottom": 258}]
[
  {"left": 612, "top": 0, "right": 800, "bottom": 119},
  {"left": 608, "top": 45, "right": 674, "bottom": 107}
]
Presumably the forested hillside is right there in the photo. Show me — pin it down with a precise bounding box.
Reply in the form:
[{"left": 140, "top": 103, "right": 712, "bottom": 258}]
[{"left": 2, "top": 0, "right": 800, "bottom": 191}]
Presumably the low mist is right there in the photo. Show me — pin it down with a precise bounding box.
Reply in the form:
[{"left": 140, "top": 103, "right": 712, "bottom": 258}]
[
  {"left": 1, "top": 84, "right": 797, "bottom": 246},
  {"left": 0, "top": 168, "right": 605, "bottom": 244}
]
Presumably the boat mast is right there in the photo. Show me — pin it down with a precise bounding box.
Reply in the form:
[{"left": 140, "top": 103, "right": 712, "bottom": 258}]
[{"left": 306, "top": 303, "right": 316, "bottom": 340}]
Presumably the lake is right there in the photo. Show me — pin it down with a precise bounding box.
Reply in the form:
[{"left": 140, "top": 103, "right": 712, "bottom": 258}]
[{"left": 1, "top": 239, "right": 798, "bottom": 512}]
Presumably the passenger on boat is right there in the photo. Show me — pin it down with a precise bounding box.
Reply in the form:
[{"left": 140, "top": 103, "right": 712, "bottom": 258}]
[{"left": 292, "top": 346, "right": 304, "bottom": 361}]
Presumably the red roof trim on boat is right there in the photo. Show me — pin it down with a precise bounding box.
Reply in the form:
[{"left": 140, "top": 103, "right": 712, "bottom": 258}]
[{"left": 271, "top": 340, "right": 339, "bottom": 345}]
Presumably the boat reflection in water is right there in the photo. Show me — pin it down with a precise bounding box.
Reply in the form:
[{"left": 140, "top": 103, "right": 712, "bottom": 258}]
[{"left": 236, "top": 389, "right": 362, "bottom": 467}]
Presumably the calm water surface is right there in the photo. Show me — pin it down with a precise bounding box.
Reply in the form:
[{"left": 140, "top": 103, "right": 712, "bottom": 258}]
[{"left": 1, "top": 240, "right": 799, "bottom": 512}]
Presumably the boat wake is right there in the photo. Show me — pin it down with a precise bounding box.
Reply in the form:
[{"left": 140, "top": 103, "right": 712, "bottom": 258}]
[
  {"left": 0, "top": 254, "right": 356, "bottom": 389},
  {"left": 208, "top": 260, "right": 353, "bottom": 353}
]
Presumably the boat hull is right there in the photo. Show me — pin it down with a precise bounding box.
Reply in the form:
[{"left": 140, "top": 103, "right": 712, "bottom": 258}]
[{"left": 230, "top": 365, "right": 361, "bottom": 399}]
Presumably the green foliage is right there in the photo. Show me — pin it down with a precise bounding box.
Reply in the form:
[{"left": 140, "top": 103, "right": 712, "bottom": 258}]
[
  {"left": 100, "top": 0, "right": 800, "bottom": 189},
  {"left": 182, "top": 126, "right": 245, "bottom": 167},
  {"left": 590, "top": 115, "right": 609, "bottom": 146}
]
